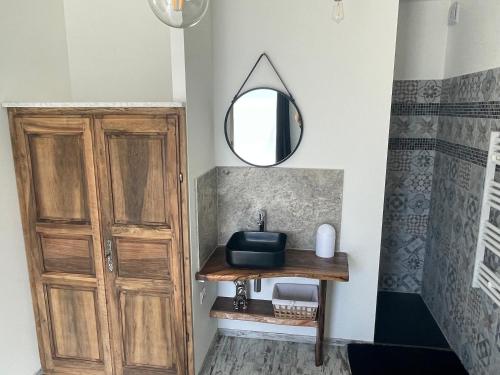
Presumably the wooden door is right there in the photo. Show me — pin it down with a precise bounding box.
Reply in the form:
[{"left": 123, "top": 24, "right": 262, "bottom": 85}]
[
  {"left": 9, "top": 115, "right": 113, "bottom": 374},
  {"left": 94, "top": 114, "right": 188, "bottom": 375}
]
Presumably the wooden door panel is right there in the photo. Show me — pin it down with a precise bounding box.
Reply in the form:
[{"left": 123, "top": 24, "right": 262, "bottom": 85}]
[
  {"left": 120, "top": 292, "right": 175, "bottom": 371},
  {"left": 108, "top": 135, "right": 168, "bottom": 226},
  {"left": 41, "top": 235, "right": 95, "bottom": 275},
  {"left": 95, "top": 115, "right": 187, "bottom": 375},
  {"left": 10, "top": 109, "right": 191, "bottom": 375},
  {"left": 116, "top": 239, "right": 171, "bottom": 280},
  {"left": 28, "top": 134, "right": 89, "bottom": 222},
  {"left": 9, "top": 114, "right": 113, "bottom": 375},
  {"left": 47, "top": 286, "right": 102, "bottom": 362}
]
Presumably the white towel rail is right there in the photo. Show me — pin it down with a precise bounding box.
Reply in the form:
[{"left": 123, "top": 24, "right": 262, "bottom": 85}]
[
  {"left": 477, "top": 263, "right": 500, "bottom": 306},
  {"left": 473, "top": 131, "right": 500, "bottom": 307}
]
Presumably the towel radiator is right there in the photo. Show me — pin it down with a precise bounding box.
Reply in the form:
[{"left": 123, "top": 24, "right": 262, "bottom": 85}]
[{"left": 473, "top": 131, "right": 500, "bottom": 305}]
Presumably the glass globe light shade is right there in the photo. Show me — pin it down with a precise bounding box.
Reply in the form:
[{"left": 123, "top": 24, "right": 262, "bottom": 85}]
[{"left": 149, "top": 0, "right": 210, "bottom": 29}]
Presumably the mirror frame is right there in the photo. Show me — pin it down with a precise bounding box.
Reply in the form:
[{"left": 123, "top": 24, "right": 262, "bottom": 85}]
[{"left": 224, "top": 87, "right": 304, "bottom": 168}]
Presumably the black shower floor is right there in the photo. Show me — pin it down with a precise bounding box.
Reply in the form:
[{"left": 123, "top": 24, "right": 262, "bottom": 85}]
[{"left": 374, "top": 291, "right": 449, "bottom": 349}]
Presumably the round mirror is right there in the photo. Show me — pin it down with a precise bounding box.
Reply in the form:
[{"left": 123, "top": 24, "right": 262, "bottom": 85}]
[{"left": 225, "top": 88, "right": 303, "bottom": 167}]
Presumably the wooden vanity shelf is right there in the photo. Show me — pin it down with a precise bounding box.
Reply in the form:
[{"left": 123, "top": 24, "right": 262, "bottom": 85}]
[
  {"left": 210, "top": 297, "right": 318, "bottom": 327},
  {"left": 195, "top": 247, "right": 349, "bottom": 366}
]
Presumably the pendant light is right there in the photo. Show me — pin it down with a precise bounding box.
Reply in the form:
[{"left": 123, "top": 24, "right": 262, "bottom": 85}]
[
  {"left": 149, "top": 0, "right": 210, "bottom": 29},
  {"left": 332, "top": 0, "right": 345, "bottom": 23}
]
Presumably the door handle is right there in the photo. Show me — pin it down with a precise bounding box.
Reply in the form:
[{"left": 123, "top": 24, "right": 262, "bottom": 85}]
[{"left": 105, "top": 239, "right": 114, "bottom": 272}]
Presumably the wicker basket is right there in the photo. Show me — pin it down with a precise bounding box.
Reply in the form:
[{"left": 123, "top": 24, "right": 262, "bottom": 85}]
[{"left": 272, "top": 283, "right": 319, "bottom": 320}]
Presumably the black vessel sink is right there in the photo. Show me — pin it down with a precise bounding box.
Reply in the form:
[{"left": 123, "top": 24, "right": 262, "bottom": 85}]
[{"left": 226, "top": 231, "right": 287, "bottom": 268}]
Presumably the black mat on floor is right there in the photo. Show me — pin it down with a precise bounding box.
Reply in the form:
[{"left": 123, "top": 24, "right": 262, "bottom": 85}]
[
  {"left": 347, "top": 344, "right": 468, "bottom": 375},
  {"left": 375, "top": 291, "right": 449, "bottom": 348}
]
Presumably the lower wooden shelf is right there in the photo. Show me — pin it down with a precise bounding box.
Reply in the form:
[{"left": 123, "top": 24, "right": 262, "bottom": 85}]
[{"left": 210, "top": 297, "right": 318, "bottom": 328}]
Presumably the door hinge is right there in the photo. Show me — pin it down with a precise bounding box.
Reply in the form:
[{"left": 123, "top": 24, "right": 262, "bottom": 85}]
[{"left": 179, "top": 173, "right": 184, "bottom": 183}]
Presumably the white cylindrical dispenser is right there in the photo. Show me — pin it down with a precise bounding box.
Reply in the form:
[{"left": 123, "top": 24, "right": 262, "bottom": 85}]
[{"left": 315, "top": 224, "right": 336, "bottom": 258}]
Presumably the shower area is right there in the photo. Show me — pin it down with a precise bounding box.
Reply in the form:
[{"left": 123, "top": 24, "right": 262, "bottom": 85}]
[{"left": 377, "top": 1, "right": 500, "bottom": 374}]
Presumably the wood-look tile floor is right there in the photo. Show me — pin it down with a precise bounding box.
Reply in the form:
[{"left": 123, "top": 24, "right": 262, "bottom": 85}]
[{"left": 200, "top": 336, "right": 352, "bottom": 375}]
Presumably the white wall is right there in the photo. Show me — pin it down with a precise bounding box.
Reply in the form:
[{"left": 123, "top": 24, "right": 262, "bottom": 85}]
[
  {"left": 0, "top": 2, "right": 176, "bottom": 373},
  {"left": 182, "top": 5, "right": 218, "bottom": 373},
  {"left": 63, "top": 0, "right": 173, "bottom": 101},
  {"left": 0, "top": 1, "right": 72, "bottom": 374},
  {"left": 444, "top": 0, "right": 500, "bottom": 78},
  {"left": 394, "top": 0, "right": 450, "bottom": 80},
  {"left": 212, "top": 0, "right": 400, "bottom": 342},
  {"left": 0, "top": 2, "right": 71, "bottom": 101},
  {"left": 394, "top": 0, "right": 500, "bottom": 81}
]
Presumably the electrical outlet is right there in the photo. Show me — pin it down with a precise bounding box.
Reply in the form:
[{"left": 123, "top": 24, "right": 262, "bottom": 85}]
[{"left": 200, "top": 284, "right": 207, "bottom": 305}]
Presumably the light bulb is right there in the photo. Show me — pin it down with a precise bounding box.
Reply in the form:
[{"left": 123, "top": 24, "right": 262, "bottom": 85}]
[
  {"left": 172, "top": 0, "right": 185, "bottom": 12},
  {"left": 332, "top": 0, "right": 344, "bottom": 24},
  {"left": 149, "top": 0, "right": 210, "bottom": 29}
]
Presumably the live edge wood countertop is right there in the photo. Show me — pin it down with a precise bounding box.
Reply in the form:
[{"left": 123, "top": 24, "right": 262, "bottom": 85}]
[{"left": 195, "top": 247, "right": 349, "bottom": 282}]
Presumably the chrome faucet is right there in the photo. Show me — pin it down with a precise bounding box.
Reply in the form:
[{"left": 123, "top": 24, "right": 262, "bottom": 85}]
[
  {"left": 255, "top": 209, "right": 266, "bottom": 293},
  {"left": 258, "top": 209, "right": 266, "bottom": 232}
]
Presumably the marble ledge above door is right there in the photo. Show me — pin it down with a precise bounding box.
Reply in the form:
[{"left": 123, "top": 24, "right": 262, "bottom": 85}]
[{"left": 2, "top": 101, "right": 184, "bottom": 108}]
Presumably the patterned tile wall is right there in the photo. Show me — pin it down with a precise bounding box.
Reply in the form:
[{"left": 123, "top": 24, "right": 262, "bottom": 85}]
[
  {"left": 379, "top": 80, "right": 440, "bottom": 293},
  {"left": 419, "top": 67, "right": 500, "bottom": 375},
  {"left": 382, "top": 69, "right": 500, "bottom": 373}
]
